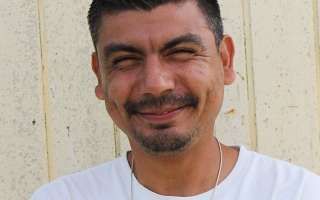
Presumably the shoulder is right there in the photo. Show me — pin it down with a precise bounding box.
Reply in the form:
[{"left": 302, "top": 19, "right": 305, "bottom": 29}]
[
  {"left": 30, "top": 156, "right": 128, "bottom": 200},
  {"left": 300, "top": 169, "right": 320, "bottom": 199},
  {"left": 241, "top": 147, "right": 320, "bottom": 199},
  {"left": 30, "top": 178, "right": 70, "bottom": 200}
]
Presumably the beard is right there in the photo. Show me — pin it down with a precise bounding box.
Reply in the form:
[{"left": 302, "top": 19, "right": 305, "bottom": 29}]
[
  {"left": 131, "top": 125, "right": 199, "bottom": 155},
  {"left": 124, "top": 92, "right": 200, "bottom": 154}
]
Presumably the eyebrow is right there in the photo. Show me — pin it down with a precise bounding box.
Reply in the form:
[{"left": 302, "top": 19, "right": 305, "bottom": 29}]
[
  {"left": 160, "top": 33, "right": 205, "bottom": 52},
  {"left": 103, "top": 43, "right": 144, "bottom": 60}
]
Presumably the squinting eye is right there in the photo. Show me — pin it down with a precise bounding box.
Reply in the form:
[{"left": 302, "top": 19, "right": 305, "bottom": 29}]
[
  {"left": 111, "top": 56, "right": 141, "bottom": 69},
  {"left": 167, "top": 48, "right": 197, "bottom": 60},
  {"left": 112, "top": 56, "right": 136, "bottom": 65},
  {"left": 169, "top": 49, "right": 196, "bottom": 55}
]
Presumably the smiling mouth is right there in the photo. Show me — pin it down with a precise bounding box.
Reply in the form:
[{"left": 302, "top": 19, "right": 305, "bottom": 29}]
[
  {"left": 135, "top": 105, "right": 190, "bottom": 123},
  {"left": 138, "top": 105, "right": 186, "bottom": 115}
]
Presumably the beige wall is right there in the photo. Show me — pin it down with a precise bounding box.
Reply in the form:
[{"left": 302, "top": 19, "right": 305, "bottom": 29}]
[{"left": 0, "top": 0, "right": 319, "bottom": 199}]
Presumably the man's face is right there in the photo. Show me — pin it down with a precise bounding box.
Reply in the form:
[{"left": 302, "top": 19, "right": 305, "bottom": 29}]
[{"left": 92, "top": 1, "right": 235, "bottom": 154}]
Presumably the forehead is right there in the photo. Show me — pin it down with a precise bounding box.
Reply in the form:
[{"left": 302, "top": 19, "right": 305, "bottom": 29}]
[{"left": 96, "top": 1, "right": 214, "bottom": 52}]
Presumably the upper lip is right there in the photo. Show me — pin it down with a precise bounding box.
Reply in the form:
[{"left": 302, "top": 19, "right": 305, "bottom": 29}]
[{"left": 137, "top": 105, "right": 187, "bottom": 115}]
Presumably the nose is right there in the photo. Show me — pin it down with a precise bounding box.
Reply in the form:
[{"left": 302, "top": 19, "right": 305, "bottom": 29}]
[{"left": 140, "top": 55, "right": 175, "bottom": 97}]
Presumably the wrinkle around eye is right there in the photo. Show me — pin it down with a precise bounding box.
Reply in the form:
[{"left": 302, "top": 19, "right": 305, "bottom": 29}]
[
  {"left": 112, "top": 55, "right": 141, "bottom": 65},
  {"left": 165, "top": 49, "right": 195, "bottom": 60},
  {"left": 112, "top": 59, "right": 143, "bottom": 72},
  {"left": 166, "top": 48, "right": 196, "bottom": 55},
  {"left": 167, "top": 51, "right": 210, "bottom": 63},
  {"left": 107, "top": 55, "right": 142, "bottom": 70}
]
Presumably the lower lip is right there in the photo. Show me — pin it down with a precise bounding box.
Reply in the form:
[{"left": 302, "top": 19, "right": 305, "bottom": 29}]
[{"left": 137, "top": 107, "right": 187, "bottom": 123}]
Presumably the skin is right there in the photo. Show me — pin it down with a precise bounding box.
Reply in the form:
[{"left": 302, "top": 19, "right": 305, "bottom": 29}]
[{"left": 92, "top": 1, "right": 239, "bottom": 197}]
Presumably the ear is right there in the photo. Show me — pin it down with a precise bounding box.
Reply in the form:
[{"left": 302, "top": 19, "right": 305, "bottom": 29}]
[
  {"left": 219, "top": 35, "right": 235, "bottom": 85},
  {"left": 91, "top": 52, "right": 105, "bottom": 100}
]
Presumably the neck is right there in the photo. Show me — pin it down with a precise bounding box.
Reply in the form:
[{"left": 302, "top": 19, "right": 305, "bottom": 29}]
[{"left": 128, "top": 135, "right": 231, "bottom": 197}]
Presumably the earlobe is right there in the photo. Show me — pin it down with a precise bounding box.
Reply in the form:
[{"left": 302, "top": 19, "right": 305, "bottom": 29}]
[
  {"left": 91, "top": 52, "right": 105, "bottom": 100},
  {"left": 219, "top": 35, "right": 236, "bottom": 85},
  {"left": 95, "top": 85, "right": 105, "bottom": 100}
]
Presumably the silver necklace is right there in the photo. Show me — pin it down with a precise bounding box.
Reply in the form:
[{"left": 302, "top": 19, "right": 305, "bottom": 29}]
[{"left": 130, "top": 138, "right": 223, "bottom": 200}]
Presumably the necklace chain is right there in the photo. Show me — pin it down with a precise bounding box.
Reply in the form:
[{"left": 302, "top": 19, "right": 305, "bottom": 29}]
[{"left": 130, "top": 138, "right": 223, "bottom": 200}]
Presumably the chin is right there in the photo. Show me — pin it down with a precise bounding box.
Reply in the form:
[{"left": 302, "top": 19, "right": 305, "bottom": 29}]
[{"left": 131, "top": 126, "right": 200, "bottom": 155}]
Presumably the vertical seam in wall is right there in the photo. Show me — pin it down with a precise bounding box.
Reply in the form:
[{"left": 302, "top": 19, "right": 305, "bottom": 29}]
[
  {"left": 37, "top": 0, "right": 53, "bottom": 181},
  {"left": 312, "top": 0, "right": 320, "bottom": 167},
  {"left": 113, "top": 124, "right": 121, "bottom": 157},
  {"left": 241, "top": 0, "right": 258, "bottom": 151}
]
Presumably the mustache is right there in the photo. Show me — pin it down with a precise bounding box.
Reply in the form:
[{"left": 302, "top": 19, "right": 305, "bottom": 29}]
[{"left": 124, "top": 93, "right": 199, "bottom": 116}]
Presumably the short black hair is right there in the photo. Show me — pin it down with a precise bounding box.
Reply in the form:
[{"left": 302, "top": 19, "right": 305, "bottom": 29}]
[{"left": 88, "top": 0, "right": 223, "bottom": 49}]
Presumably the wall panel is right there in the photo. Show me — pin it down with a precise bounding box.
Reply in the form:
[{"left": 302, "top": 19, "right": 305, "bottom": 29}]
[
  {"left": 0, "top": 0, "right": 48, "bottom": 199},
  {"left": 215, "top": 0, "right": 252, "bottom": 148},
  {"left": 250, "top": 0, "right": 320, "bottom": 173},
  {"left": 315, "top": 0, "right": 320, "bottom": 174},
  {"left": 40, "top": 0, "right": 115, "bottom": 179}
]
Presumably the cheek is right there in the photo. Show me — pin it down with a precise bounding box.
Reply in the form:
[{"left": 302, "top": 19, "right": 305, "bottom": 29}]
[
  {"left": 103, "top": 76, "right": 135, "bottom": 132},
  {"left": 179, "top": 63, "right": 224, "bottom": 112},
  {"left": 104, "top": 75, "right": 133, "bottom": 112},
  {"left": 179, "top": 62, "right": 223, "bottom": 94}
]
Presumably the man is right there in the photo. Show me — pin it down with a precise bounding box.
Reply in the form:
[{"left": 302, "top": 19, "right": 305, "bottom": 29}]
[{"left": 32, "top": 0, "right": 320, "bottom": 199}]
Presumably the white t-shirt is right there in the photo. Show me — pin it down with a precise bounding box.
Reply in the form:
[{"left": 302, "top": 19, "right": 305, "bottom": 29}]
[{"left": 31, "top": 146, "right": 320, "bottom": 200}]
